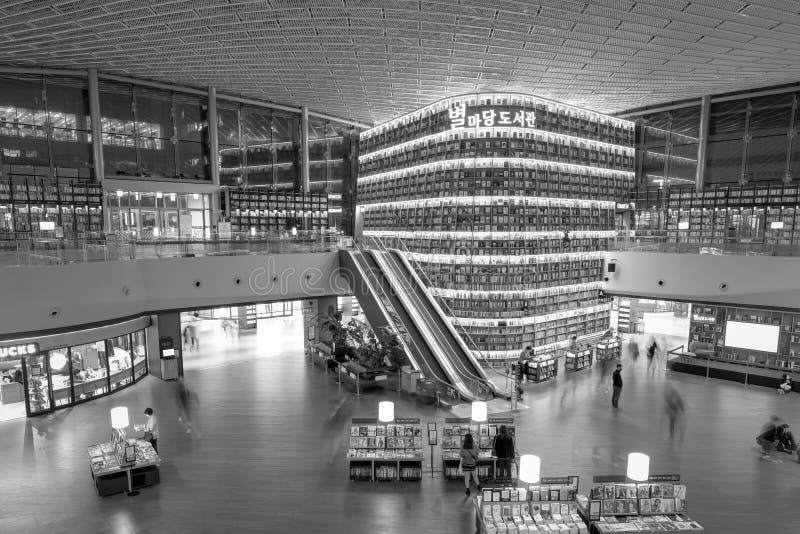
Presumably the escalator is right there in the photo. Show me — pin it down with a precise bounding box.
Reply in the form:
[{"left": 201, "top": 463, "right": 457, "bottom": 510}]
[
  {"left": 371, "top": 249, "right": 507, "bottom": 400},
  {"left": 338, "top": 249, "right": 451, "bottom": 391}
]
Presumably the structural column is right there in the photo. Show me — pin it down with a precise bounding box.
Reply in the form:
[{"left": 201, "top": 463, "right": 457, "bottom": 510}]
[
  {"left": 88, "top": 68, "right": 112, "bottom": 235},
  {"left": 207, "top": 86, "right": 220, "bottom": 187},
  {"left": 301, "top": 105, "right": 310, "bottom": 193},
  {"left": 695, "top": 95, "right": 710, "bottom": 192}
]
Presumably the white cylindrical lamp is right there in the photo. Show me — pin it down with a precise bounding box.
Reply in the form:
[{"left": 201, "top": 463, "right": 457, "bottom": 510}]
[
  {"left": 519, "top": 454, "right": 541, "bottom": 483},
  {"left": 378, "top": 401, "right": 394, "bottom": 422},
  {"left": 627, "top": 452, "right": 650, "bottom": 482},
  {"left": 110, "top": 406, "right": 129, "bottom": 430},
  {"left": 471, "top": 401, "right": 487, "bottom": 422}
]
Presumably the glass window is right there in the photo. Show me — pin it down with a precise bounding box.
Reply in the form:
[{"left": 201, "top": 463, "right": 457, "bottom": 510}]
[
  {"left": 24, "top": 354, "right": 51, "bottom": 415},
  {"left": 108, "top": 334, "right": 134, "bottom": 391},
  {"left": 132, "top": 330, "right": 147, "bottom": 381},
  {"left": 706, "top": 139, "right": 743, "bottom": 184},
  {"left": 747, "top": 135, "right": 789, "bottom": 182},
  {"left": 174, "top": 93, "right": 205, "bottom": 142},
  {"left": 177, "top": 140, "right": 207, "bottom": 179},
  {"left": 70, "top": 340, "right": 108, "bottom": 403},
  {"left": 48, "top": 348, "right": 72, "bottom": 407}
]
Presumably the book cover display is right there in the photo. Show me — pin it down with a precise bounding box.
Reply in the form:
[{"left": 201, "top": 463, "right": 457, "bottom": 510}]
[
  {"left": 583, "top": 475, "right": 702, "bottom": 533},
  {"left": 347, "top": 417, "right": 424, "bottom": 481},
  {"left": 477, "top": 477, "right": 588, "bottom": 533},
  {"left": 442, "top": 417, "right": 515, "bottom": 480}
]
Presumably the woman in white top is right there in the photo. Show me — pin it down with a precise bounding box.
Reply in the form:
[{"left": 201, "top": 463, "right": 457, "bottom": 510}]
[{"left": 143, "top": 407, "right": 159, "bottom": 453}]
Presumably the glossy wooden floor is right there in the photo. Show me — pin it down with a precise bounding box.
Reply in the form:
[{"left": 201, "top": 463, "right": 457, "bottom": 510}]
[{"left": 1, "top": 321, "right": 799, "bottom": 533}]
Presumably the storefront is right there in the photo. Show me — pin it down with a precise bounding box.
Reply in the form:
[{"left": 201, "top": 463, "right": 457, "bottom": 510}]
[
  {"left": 1, "top": 316, "right": 151, "bottom": 419},
  {"left": 106, "top": 190, "right": 213, "bottom": 239}
]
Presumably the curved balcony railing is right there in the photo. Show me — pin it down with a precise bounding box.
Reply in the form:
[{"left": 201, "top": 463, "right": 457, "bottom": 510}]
[
  {"left": 609, "top": 230, "right": 800, "bottom": 257},
  {"left": 2, "top": 232, "right": 352, "bottom": 268}
]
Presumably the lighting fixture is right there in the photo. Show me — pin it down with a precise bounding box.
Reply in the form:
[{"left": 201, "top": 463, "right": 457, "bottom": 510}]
[
  {"left": 378, "top": 401, "right": 394, "bottom": 422},
  {"left": 193, "top": 193, "right": 200, "bottom": 200},
  {"left": 518, "top": 455, "right": 541, "bottom": 483},
  {"left": 156, "top": 192, "right": 163, "bottom": 199},
  {"left": 471, "top": 401, "right": 487, "bottom": 422},
  {"left": 627, "top": 452, "right": 650, "bottom": 482},
  {"left": 110, "top": 407, "right": 129, "bottom": 430},
  {"left": 152, "top": 227, "right": 160, "bottom": 237},
  {"left": 116, "top": 190, "right": 123, "bottom": 197},
  {"left": 49, "top": 352, "right": 68, "bottom": 371}
]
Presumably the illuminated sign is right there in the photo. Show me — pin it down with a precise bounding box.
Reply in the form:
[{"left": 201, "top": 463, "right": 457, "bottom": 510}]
[
  {"left": 448, "top": 105, "right": 536, "bottom": 130},
  {"left": 0, "top": 342, "right": 40, "bottom": 360}
]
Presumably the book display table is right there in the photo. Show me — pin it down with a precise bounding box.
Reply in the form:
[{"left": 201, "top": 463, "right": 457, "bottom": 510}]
[
  {"left": 565, "top": 346, "right": 594, "bottom": 371},
  {"left": 88, "top": 439, "right": 161, "bottom": 497},
  {"left": 474, "top": 477, "right": 589, "bottom": 534},
  {"left": 442, "top": 417, "right": 515, "bottom": 483},
  {"left": 524, "top": 354, "right": 558, "bottom": 383},
  {"left": 347, "top": 418, "right": 423, "bottom": 481},
  {"left": 595, "top": 338, "right": 622, "bottom": 363},
  {"left": 577, "top": 475, "right": 704, "bottom": 533}
]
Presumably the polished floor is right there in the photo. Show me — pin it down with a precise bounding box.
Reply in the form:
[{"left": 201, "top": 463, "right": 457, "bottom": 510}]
[{"left": 0, "top": 323, "right": 798, "bottom": 533}]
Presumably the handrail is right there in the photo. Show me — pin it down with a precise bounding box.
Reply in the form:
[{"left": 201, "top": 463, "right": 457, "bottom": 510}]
[
  {"left": 348, "top": 245, "right": 459, "bottom": 400},
  {"left": 368, "top": 234, "right": 511, "bottom": 396},
  {"left": 610, "top": 230, "right": 800, "bottom": 257},
  {"left": 364, "top": 237, "right": 494, "bottom": 400}
]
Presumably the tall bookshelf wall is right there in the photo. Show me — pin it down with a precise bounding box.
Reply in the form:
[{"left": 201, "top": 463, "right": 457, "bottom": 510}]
[
  {"left": 0, "top": 175, "right": 103, "bottom": 248},
  {"left": 631, "top": 182, "right": 800, "bottom": 245},
  {"left": 358, "top": 93, "right": 633, "bottom": 358}
]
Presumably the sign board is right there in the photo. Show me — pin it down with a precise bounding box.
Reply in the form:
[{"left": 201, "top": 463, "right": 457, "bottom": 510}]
[
  {"left": 218, "top": 221, "right": 232, "bottom": 239},
  {"left": 428, "top": 430, "right": 438, "bottom": 445},
  {"left": 0, "top": 342, "right": 40, "bottom": 360},
  {"left": 449, "top": 104, "right": 536, "bottom": 130}
]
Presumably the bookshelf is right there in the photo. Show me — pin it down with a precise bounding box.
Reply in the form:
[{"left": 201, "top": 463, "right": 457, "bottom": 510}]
[
  {"left": 0, "top": 176, "right": 103, "bottom": 247},
  {"left": 358, "top": 93, "right": 631, "bottom": 356},
  {"left": 565, "top": 346, "right": 593, "bottom": 371},
  {"left": 617, "top": 300, "right": 631, "bottom": 333},
  {"left": 475, "top": 476, "right": 588, "bottom": 534},
  {"left": 441, "top": 417, "right": 515, "bottom": 481},
  {"left": 347, "top": 417, "right": 423, "bottom": 482},
  {"left": 524, "top": 353, "right": 558, "bottom": 382},
  {"left": 221, "top": 188, "right": 329, "bottom": 234},
  {"left": 595, "top": 338, "right": 622, "bottom": 362},
  {"left": 87, "top": 438, "right": 161, "bottom": 497},
  {"left": 630, "top": 182, "right": 800, "bottom": 246},
  {"left": 683, "top": 303, "right": 800, "bottom": 372},
  {"left": 581, "top": 475, "right": 704, "bottom": 533}
]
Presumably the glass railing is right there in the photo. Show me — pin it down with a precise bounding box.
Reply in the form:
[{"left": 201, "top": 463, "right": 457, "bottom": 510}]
[
  {"left": 2, "top": 233, "right": 353, "bottom": 268},
  {"left": 609, "top": 230, "right": 800, "bottom": 257}
]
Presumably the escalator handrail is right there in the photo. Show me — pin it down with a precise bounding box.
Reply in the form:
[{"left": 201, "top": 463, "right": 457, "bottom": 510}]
[
  {"left": 349, "top": 247, "right": 458, "bottom": 398},
  {"left": 368, "top": 249, "right": 479, "bottom": 402}
]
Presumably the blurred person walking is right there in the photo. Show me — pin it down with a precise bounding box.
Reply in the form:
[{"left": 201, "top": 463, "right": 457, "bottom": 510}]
[
  {"left": 175, "top": 378, "right": 199, "bottom": 434},
  {"left": 756, "top": 415, "right": 781, "bottom": 460},
  {"left": 664, "top": 386, "right": 685, "bottom": 440}
]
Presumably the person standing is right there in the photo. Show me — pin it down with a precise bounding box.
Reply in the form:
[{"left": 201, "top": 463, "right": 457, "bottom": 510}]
[
  {"left": 175, "top": 378, "right": 198, "bottom": 434},
  {"left": 492, "top": 425, "right": 516, "bottom": 480},
  {"left": 460, "top": 433, "right": 481, "bottom": 496},
  {"left": 142, "top": 407, "right": 159, "bottom": 453},
  {"left": 611, "top": 363, "right": 623, "bottom": 409}
]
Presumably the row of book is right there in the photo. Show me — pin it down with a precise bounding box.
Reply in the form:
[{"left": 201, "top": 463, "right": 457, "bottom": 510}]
[
  {"left": 348, "top": 436, "right": 423, "bottom": 449},
  {"left": 591, "top": 483, "right": 687, "bottom": 501},
  {"left": 594, "top": 515, "right": 702, "bottom": 532},
  {"left": 350, "top": 423, "right": 422, "bottom": 437},
  {"left": 347, "top": 448, "right": 424, "bottom": 459}
]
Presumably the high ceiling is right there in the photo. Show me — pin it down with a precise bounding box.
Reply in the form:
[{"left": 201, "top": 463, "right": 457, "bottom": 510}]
[{"left": 2, "top": 0, "right": 800, "bottom": 126}]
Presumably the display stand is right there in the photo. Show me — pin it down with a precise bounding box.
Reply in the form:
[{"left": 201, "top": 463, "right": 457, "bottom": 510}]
[
  {"left": 88, "top": 434, "right": 161, "bottom": 497},
  {"left": 474, "top": 476, "right": 588, "bottom": 534},
  {"left": 441, "top": 417, "right": 515, "bottom": 482},
  {"left": 524, "top": 354, "right": 558, "bottom": 383},
  {"left": 566, "top": 346, "right": 594, "bottom": 371},
  {"left": 577, "top": 474, "right": 704, "bottom": 533},
  {"left": 347, "top": 417, "right": 423, "bottom": 482},
  {"left": 595, "top": 338, "right": 622, "bottom": 363}
]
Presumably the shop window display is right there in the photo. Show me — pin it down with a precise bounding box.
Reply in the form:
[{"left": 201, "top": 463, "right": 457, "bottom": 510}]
[
  {"left": 107, "top": 335, "right": 134, "bottom": 391},
  {"left": 70, "top": 341, "right": 109, "bottom": 402},
  {"left": 23, "top": 354, "right": 51, "bottom": 416},
  {"left": 132, "top": 330, "right": 148, "bottom": 381},
  {"left": 48, "top": 349, "right": 73, "bottom": 407}
]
